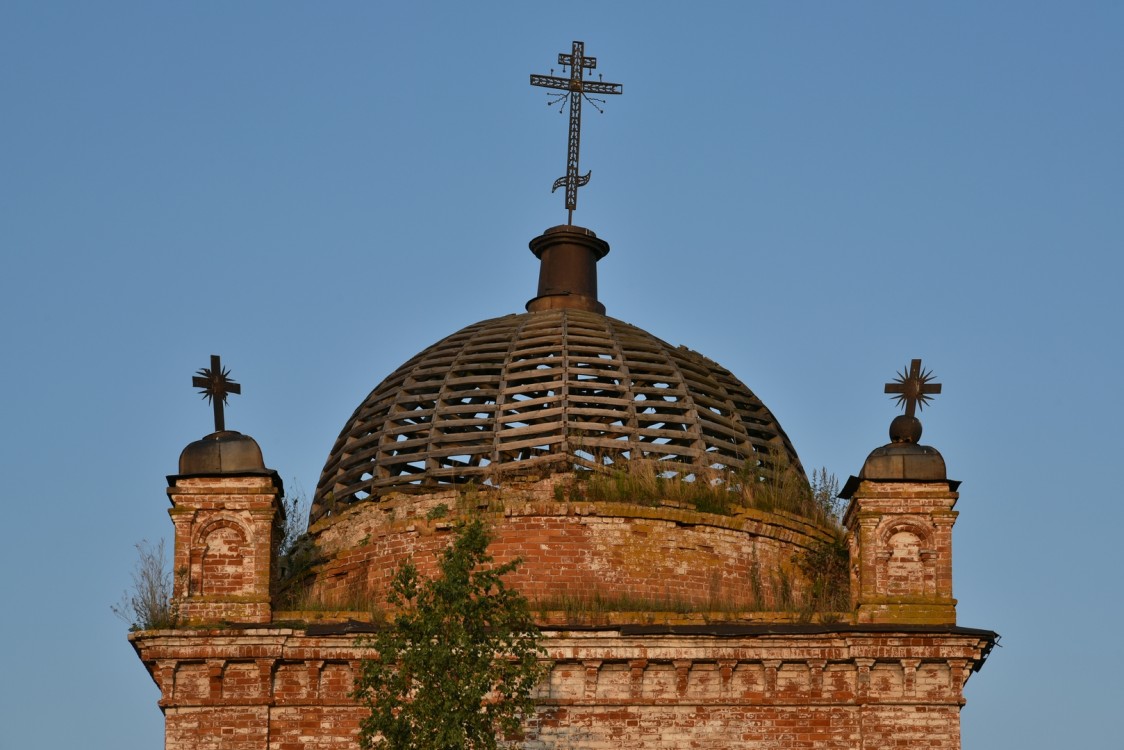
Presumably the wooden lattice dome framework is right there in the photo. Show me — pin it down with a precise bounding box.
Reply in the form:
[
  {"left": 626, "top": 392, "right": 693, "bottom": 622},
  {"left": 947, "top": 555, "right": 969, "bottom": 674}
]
[{"left": 312, "top": 306, "right": 802, "bottom": 523}]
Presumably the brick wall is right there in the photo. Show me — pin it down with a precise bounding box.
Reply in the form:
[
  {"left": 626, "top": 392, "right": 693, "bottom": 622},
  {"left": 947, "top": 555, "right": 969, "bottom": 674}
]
[
  {"left": 132, "top": 627, "right": 991, "bottom": 750},
  {"left": 305, "top": 481, "right": 833, "bottom": 612},
  {"left": 140, "top": 471, "right": 991, "bottom": 747}
]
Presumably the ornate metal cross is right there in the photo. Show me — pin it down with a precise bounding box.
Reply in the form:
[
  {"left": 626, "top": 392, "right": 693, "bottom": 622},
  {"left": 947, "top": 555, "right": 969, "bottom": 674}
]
[
  {"left": 193, "top": 354, "right": 241, "bottom": 432},
  {"left": 884, "top": 359, "right": 941, "bottom": 418},
  {"left": 531, "top": 41, "right": 622, "bottom": 224}
]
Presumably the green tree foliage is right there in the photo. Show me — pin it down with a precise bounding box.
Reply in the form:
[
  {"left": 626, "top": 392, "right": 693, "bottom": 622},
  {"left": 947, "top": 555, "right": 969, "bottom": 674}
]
[{"left": 353, "top": 519, "right": 546, "bottom": 750}]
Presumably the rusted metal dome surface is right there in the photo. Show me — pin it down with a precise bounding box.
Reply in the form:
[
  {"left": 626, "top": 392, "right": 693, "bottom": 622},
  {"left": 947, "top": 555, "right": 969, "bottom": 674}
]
[{"left": 312, "top": 308, "right": 801, "bottom": 522}]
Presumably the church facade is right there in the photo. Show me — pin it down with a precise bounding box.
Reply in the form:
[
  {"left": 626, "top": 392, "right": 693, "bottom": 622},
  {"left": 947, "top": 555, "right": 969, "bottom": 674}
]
[
  {"left": 129, "top": 42, "right": 994, "bottom": 749},
  {"left": 130, "top": 228, "right": 994, "bottom": 750}
]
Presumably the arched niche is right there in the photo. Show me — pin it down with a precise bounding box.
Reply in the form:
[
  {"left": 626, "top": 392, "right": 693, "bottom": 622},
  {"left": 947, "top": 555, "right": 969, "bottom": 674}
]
[
  {"left": 189, "top": 517, "right": 254, "bottom": 597},
  {"left": 876, "top": 518, "right": 934, "bottom": 598}
]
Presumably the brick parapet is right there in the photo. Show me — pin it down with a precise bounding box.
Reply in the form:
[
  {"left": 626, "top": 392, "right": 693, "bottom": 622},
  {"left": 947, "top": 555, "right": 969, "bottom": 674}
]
[{"left": 132, "top": 625, "right": 993, "bottom": 749}]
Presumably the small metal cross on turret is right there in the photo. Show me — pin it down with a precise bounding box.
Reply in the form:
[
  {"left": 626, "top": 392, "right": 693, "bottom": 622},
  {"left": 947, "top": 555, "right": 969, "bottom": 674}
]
[
  {"left": 883, "top": 359, "right": 941, "bottom": 444},
  {"left": 193, "top": 354, "right": 241, "bottom": 433},
  {"left": 885, "top": 359, "right": 942, "bottom": 418},
  {"left": 531, "top": 41, "right": 622, "bottom": 225}
]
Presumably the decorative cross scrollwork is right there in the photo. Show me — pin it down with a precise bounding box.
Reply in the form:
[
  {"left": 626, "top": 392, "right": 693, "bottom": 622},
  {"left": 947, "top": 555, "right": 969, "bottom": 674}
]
[{"left": 531, "top": 41, "right": 622, "bottom": 224}]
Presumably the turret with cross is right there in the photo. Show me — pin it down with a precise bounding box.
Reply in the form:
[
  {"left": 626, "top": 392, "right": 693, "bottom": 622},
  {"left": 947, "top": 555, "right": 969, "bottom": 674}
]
[
  {"left": 171, "top": 352, "right": 281, "bottom": 626},
  {"left": 531, "top": 41, "right": 622, "bottom": 225},
  {"left": 839, "top": 357, "right": 960, "bottom": 626}
]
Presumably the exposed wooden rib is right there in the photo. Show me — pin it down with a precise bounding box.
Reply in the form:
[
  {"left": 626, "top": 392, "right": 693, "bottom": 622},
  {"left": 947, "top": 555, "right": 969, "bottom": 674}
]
[{"left": 311, "top": 309, "right": 803, "bottom": 523}]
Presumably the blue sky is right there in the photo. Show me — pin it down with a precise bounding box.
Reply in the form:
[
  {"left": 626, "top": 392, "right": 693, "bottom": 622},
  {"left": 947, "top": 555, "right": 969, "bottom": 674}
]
[{"left": 1, "top": 3, "right": 1121, "bottom": 747}]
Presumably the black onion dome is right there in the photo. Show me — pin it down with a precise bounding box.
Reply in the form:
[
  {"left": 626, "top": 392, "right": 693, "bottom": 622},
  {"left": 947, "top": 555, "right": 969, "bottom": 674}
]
[{"left": 312, "top": 308, "right": 803, "bottom": 523}]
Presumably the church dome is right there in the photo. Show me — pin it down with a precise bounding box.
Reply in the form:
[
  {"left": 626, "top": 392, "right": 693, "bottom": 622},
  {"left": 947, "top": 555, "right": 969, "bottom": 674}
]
[{"left": 311, "top": 306, "right": 802, "bottom": 523}]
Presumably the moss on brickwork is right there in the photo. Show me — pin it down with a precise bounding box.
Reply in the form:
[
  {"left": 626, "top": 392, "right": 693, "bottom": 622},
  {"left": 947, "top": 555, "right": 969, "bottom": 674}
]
[
  {"left": 553, "top": 457, "right": 838, "bottom": 528},
  {"left": 278, "top": 473, "right": 851, "bottom": 631}
]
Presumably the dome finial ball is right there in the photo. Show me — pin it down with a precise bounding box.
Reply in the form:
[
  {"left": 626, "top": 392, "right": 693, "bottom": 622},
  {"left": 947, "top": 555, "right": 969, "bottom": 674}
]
[{"left": 889, "top": 414, "right": 922, "bottom": 444}]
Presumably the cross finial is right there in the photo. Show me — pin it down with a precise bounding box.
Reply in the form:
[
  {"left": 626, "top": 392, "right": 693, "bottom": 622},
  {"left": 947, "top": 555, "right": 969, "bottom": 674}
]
[
  {"left": 192, "top": 354, "right": 241, "bottom": 433},
  {"left": 884, "top": 359, "right": 941, "bottom": 419},
  {"left": 531, "top": 41, "right": 622, "bottom": 224}
]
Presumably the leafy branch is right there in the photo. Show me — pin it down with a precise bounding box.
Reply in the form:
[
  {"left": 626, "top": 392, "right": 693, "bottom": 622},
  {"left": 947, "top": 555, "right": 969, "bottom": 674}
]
[{"left": 354, "top": 519, "right": 546, "bottom": 750}]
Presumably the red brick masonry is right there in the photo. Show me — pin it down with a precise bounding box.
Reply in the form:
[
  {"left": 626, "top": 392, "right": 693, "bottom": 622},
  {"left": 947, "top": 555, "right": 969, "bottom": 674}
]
[{"left": 132, "top": 623, "right": 995, "bottom": 750}]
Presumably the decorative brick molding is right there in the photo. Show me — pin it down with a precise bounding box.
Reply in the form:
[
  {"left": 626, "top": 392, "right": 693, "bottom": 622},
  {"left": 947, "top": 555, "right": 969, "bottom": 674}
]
[{"left": 131, "top": 625, "right": 995, "bottom": 750}]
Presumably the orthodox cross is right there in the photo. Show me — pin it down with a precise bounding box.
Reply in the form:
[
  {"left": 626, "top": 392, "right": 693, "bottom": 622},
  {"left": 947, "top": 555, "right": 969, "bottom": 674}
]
[
  {"left": 884, "top": 359, "right": 941, "bottom": 418},
  {"left": 193, "top": 354, "right": 241, "bottom": 432},
  {"left": 531, "top": 41, "right": 622, "bottom": 224}
]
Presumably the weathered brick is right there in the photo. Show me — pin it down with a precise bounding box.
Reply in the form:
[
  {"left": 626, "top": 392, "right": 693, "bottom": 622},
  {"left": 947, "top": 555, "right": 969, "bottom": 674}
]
[{"left": 133, "top": 473, "right": 992, "bottom": 748}]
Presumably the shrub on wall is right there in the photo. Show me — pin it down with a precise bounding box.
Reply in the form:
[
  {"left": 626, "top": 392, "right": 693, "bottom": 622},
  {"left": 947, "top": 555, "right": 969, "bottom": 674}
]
[{"left": 353, "top": 519, "right": 546, "bottom": 750}]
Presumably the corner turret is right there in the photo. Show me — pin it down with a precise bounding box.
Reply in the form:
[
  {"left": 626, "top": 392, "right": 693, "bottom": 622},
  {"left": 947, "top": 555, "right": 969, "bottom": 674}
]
[
  {"left": 841, "top": 359, "right": 959, "bottom": 625},
  {"left": 166, "top": 356, "right": 283, "bottom": 625}
]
